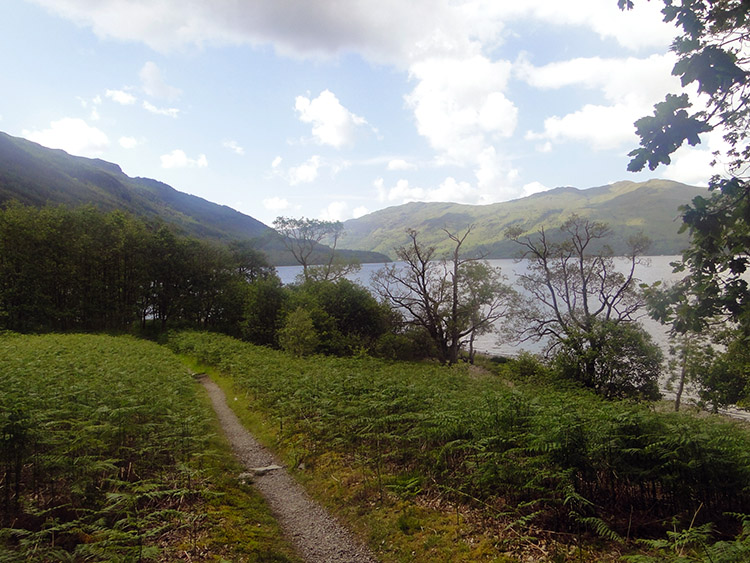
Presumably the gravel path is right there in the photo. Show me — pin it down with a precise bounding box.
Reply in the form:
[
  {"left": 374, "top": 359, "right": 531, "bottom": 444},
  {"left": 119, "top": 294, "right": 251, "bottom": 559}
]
[{"left": 199, "top": 375, "right": 378, "bottom": 563}]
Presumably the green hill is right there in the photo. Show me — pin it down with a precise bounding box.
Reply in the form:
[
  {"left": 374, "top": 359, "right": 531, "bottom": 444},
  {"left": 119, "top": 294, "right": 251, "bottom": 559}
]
[
  {"left": 343, "top": 179, "right": 708, "bottom": 258},
  {"left": 0, "top": 131, "right": 272, "bottom": 240},
  {"left": 0, "top": 131, "right": 389, "bottom": 265}
]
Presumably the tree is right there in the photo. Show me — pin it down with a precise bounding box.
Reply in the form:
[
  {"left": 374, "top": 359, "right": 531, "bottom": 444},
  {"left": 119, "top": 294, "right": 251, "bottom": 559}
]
[
  {"left": 273, "top": 216, "right": 360, "bottom": 282},
  {"left": 621, "top": 2, "right": 750, "bottom": 332},
  {"left": 507, "top": 215, "right": 660, "bottom": 398},
  {"left": 621, "top": 0, "right": 750, "bottom": 175},
  {"left": 228, "top": 240, "right": 276, "bottom": 282},
  {"left": 241, "top": 276, "right": 287, "bottom": 346},
  {"left": 623, "top": 1, "right": 750, "bottom": 405},
  {"left": 372, "top": 226, "right": 517, "bottom": 365},
  {"left": 554, "top": 321, "right": 662, "bottom": 400}
]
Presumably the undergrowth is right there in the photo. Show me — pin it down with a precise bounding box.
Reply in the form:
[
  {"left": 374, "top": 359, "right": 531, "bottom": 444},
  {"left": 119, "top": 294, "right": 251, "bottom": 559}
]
[
  {"left": 168, "top": 330, "right": 750, "bottom": 561},
  {"left": 0, "top": 333, "right": 299, "bottom": 562}
]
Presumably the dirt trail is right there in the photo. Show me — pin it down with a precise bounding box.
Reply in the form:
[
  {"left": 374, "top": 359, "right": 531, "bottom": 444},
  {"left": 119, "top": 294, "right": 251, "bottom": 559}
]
[{"left": 199, "top": 375, "right": 378, "bottom": 563}]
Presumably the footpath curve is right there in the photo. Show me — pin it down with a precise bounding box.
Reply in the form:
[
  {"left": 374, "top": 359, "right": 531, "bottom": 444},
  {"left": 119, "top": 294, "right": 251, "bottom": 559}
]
[{"left": 199, "top": 375, "right": 378, "bottom": 563}]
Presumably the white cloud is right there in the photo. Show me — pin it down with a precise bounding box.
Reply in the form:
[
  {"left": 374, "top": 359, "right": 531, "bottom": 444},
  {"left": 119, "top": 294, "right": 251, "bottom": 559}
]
[
  {"left": 263, "top": 196, "right": 289, "bottom": 211},
  {"left": 143, "top": 101, "right": 180, "bottom": 118},
  {"left": 521, "top": 181, "right": 551, "bottom": 197},
  {"left": 320, "top": 201, "right": 350, "bottom": 221},
  {"left": 271, "top": 156, "right": 283, "bottom": 168},
  {"left": 28, "top": 1, "right": 674, "bottom": 62},
  {"left": 29, "top": 0, "right": 681, "bottom": 202},
  {"left": 288, "top": 155, "right": 322, "bottom": 185},
  {"left": 105, "top": 89, "right": 137, "bottom": 105},
  {"left": 536, "top": 141, "right": 552, "bottom": 153},
  {"left": 658, "top": 130, "right": 731, "bottom": 187},
  {"left": 353, "top": 206, "right": 369, "bottom": 218},
  {"left": 28, "top": 0, "right": 456, "bottom": 62},
  {"left": 223, "top": 140, "right": 245, "bottom": 155},
  {"left": 23, "top": 118, "right": 109, "bottom": 157},
  {"left": 526, "top": 103, "right": 640, "bottom": 151},
  {"left": 406, "top": 54, "right": 516, "bottom": 164},
  {"left": 140, "top": 61, "right": 181, "bottom": 100},
  {"left": 295, "top": 90, "right": 368, "bottom": 148},
  {"left": 387, "top": 159, "right": 416, "bottom": 171},
  {"left": 489, "top": 0, "right": 675, "bottom": 51},
  {"left": 119, "top": 136, "right": 139, "bottom": 149},
  {"left": 520, "top": 54, "right": 681, "bottom": 150},
  {"left": 430, "top": 177, "right": 476, "bottom": 203},
  {"left": 160, "top": 149, "right": 208, "bottom": 168}
]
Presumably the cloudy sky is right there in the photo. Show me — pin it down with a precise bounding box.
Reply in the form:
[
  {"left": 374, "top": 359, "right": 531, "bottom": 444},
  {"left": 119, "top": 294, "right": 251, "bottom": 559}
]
[{"left": 1, "top": 0, "right": 721, "bottom": 226}]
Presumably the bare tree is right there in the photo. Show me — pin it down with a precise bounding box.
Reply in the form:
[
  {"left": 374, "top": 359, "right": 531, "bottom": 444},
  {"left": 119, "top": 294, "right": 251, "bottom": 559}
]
[
  {"left": 273, "top": 216, "right": 359, "bottom": 282},
  {"left": 507, "top": 215, "right": 659, "bottom": 397},
  {"left": 373, "top": 226, "right": 516, "bottom": 365}
]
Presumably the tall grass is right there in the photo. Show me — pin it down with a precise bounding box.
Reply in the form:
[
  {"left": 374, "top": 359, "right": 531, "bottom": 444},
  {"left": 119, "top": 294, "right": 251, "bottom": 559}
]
[{"left": 168, "top": 330, "right": 750, "bottom": 548}]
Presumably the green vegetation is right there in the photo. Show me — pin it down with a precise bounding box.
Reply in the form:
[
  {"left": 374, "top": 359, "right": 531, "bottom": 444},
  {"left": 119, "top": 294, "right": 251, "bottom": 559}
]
[
  {"left": 0, "top": 203, "right": 277, "bottom": 333},
  {"left": 508, "top": 215, "right": 661, "bottom": 399},
  {"left": 0, "top": 333, "right": 299, "bottom": 562},
  {"left": 0, "top": 131, "right": 389, "bottom": 266},
  {"left": 373, "top": 226, "right": 518, "bottom": 365},
  {"left": 167, "top": 331, "right": 750, "bottom": 560},
  {"left": 624, "top": 0, "right": 750, "bottom": 411},
  {"left": 342, "top": 179, "right": 708, "bottom": 259}
]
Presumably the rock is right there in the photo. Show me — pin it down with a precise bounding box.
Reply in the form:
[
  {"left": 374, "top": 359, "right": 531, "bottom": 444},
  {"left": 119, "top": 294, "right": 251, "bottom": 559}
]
[{"left": 249, "top": 464, "right": 283, "bottom": 476}]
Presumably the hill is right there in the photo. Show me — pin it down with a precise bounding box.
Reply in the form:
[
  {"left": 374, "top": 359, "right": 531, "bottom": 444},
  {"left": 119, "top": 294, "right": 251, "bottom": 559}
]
[
  {"left": 343, "top": 179, "right": 709, "bottom": 258},
  {"left": 0, "top": 131, "right": 389, "bottom": 265}
]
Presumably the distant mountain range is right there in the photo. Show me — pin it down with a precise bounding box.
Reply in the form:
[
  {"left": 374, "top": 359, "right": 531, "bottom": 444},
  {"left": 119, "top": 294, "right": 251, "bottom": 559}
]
[
  {"left": 0, "top": 131, "right": 708, "bottom": 264},
  {"left": 343, "top": 179, "right": 708, "bottom": 259}
]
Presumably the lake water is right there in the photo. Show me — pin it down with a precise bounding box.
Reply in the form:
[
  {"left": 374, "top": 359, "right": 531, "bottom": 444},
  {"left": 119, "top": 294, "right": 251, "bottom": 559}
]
[{"left": 275, "top": 256, "right": 684, "bottom": 357}]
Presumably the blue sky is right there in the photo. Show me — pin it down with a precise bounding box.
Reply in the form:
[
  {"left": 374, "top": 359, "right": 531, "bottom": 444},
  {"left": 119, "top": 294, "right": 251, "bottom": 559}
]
[{"left": 0, "top": 0, "right": 722, "bottom": 226}]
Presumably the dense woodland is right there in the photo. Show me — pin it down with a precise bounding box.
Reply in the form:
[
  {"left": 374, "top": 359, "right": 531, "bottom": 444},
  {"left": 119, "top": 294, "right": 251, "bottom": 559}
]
[{"left": 0, "top": 203, "right": 394, "bottom": 352}]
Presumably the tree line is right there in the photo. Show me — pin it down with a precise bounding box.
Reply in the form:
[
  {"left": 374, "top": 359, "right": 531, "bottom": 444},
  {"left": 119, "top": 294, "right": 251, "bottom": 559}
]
[
  {"left": 0, "top": 204, "right": 394, "bottom": 355},
  {"left": 0, "top": 203, "right": 275, "bottom": 334}
]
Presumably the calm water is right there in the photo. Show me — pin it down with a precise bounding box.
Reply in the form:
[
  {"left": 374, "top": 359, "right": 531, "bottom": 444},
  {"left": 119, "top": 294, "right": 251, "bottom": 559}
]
[{"left": 275, "top": 256, "right": 683, "bottom": 357}]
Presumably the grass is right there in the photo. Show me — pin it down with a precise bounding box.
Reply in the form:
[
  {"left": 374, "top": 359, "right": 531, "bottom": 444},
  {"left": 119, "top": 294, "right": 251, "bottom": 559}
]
[{"left": 0, "top": 333, "right": 299, "bottom": 562}]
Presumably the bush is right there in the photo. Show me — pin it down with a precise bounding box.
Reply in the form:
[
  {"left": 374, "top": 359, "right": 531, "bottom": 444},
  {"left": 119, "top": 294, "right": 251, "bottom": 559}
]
[
  {"left": 278, "top": 307, "right": 319, "bottom": 356},
  {"left": 554, "top": 321, "right": 662, "bottom": 400}
]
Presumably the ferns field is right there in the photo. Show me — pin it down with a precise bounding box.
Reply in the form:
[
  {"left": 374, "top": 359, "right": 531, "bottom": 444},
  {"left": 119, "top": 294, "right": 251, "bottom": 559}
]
[
  {"left": 169, "top": 331, "right": 750, "bottom": 561},
  {"left": 0, "top": 333, "right": 298, "bottom": 562}
]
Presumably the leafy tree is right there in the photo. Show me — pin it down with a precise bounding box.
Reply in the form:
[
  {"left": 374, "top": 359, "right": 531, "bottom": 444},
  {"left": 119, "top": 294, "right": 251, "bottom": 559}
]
[
  {"left": 621, "top": 0, "right": 750, "bottom": 333},
  {"left": 240, "top": 276, "right": 287, "bottom": 346},
  {"left": 282, "top": 279, "right": 391, "bottom": 355},
  {"left": 273, "top": 216, "right": 360, "bottom": 282},
  {"left": 228, "top": 239, "right": 276, "bottom": 282},
  {"left": 621, "top": 0, "right": 750, "bottom": 175},
  {"left": 623, "top": 1, "right": 750, "bottom": 405},
  {"left": 507, "top": 215, "right": 660, "bottom": 398},
  {"left": 0, "top": 203, "right": 275, "bottom": 336},
  {"left": 373, "top": 226, "right": 517, "bottom": 365},
  {"left": 554, "top": 320, "right": 662, "bottom": 400}
]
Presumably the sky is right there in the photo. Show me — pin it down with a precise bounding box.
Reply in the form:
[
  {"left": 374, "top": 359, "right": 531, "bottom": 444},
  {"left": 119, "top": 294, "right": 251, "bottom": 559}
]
[{"left": 0, "top": 0, "right": 725, "bottom": 227}]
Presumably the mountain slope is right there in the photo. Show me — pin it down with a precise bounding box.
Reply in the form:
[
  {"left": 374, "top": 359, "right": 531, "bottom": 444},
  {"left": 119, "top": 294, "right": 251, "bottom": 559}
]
[
  {"left": 344, "top": 179, "right": 708, "bottom": 259},
  {"left": 0, "top": 131, "right": 390, "bottom": 265},
  {"left": 0, "top": 131, "right": 270, "bottom": 241}
]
